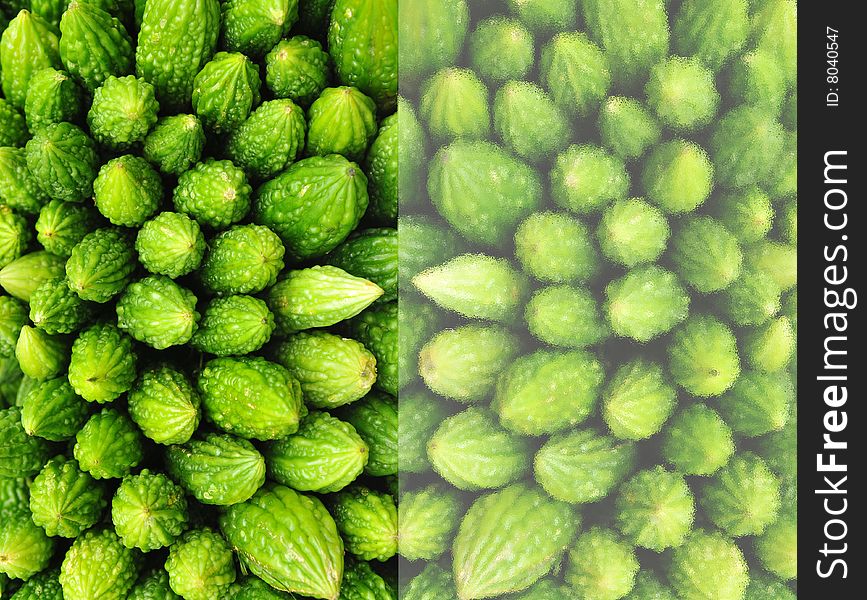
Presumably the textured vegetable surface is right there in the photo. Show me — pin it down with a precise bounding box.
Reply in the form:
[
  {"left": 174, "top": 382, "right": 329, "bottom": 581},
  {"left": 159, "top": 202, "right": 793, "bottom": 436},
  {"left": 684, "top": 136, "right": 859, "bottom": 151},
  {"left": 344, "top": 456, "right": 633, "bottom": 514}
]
[
  {"left": 0, "top": 3, "right": 396, "bottom": 597},
  {"left": 220, "top": 485, "right": 344, "bottom": 600},
  {"left": 399, "top": 0, "right": 797, "bottom": 596},
  {"left": 135, "top": 0, "right": 220, "bottom": 111}
]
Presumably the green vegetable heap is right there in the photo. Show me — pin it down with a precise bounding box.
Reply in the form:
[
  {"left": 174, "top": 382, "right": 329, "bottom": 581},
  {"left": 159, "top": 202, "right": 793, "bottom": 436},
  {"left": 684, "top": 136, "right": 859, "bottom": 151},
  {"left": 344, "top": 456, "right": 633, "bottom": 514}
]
[
  {"left": 0, "top": 1, "right": 398, "bottom": 598},
  {"left": 399, "top": 0, "right": 796, "bottom": 599}
]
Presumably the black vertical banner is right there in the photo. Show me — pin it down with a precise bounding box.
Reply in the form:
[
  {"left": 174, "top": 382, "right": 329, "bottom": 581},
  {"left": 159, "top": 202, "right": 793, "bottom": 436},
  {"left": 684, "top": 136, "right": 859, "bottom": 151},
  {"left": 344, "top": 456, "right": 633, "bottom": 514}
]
[{"left": 798, "top": 1, "right": 863, "bottom": 595}]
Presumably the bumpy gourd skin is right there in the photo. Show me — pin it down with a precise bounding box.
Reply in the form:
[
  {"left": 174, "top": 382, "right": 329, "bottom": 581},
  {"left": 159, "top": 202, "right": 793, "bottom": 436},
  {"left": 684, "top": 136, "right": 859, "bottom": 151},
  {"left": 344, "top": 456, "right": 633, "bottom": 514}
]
[
  {"left": 402, "top": 564, "right": 457, "bottom": 599},
  {"left": 20, "top": 376, "right": 89, "bottom": 441},
  {"left": 135, "top": 0, "right": 220, "bottom": 111},
  {"left": 0, "top": 296, "right": 26, "bottom": 356},
  {"left": 93, "top": 155, "right": 162, "bottom": 227},
  {"left": 488, "top": 311, "right": 576, "bottom": 378},
  {"left": 0, "top": 406, "right": 50, "bottom": 479},
  {"left": 493, "top": 81, "right": 569, "bottom": 163},
  {"left": 192, "top": 51, "right": 261, "bottom": 133},
  {"left": 329, "top": 485, "right": 397, "bottom": 562},
  {"left": 328, "top": 0, "right": 397, "bottom": 112},
  {"left": 267, "top": 266, "right": 383, "bottom": 332},
  {"left": 135, "top": 211, "right": 206, "bottom": 278},
  {"left": 199, "top": 224, "right": 285, "bottom": 295},
  {"left": 0, "top": 147, "right": 50, "bottom": 214},
  {"left": 494, "top": 350, "right": 605, "bottom": 436},
  {"left": 328, "top": 227, "right": 397, "bottom": 302},
  {"left": 338, "top": 561, "right": 396, "bottom": 600},
  {"left": 221, "top": 0, "right": 299, "bottom": 58},
  {"left": 469, "top": 17, "right": 534, "bottom": 85},
  {"left": 565, "top": 528, "right": 639, "bottom": 600},
  {"left": 0, "top": 475, "right": 29, "bottom": 512},
  {"left": 173, "top": 159, "right": 252, "bottom": 229},
  {"left": 59, "top": 1, "right": 133, "bottom": 91},
  {"left": 671, "top": 216, "right": 743, "bottom": 294},
  {"left": 142, "top": 114, "right": 205, "bottom": 175},
  {"left": 700, "top": 452, "right": 780, "bottom": 537},
  {"left": 273, "top": 331, "right": 376, "bottom": 409},
  {"left": 0, "top": 10, "right": 61, "bottom": 109},
  {"left": 452, "top": 484, "right": 578, "bottom": 600},
  {"left": 128, "top": 366, "right": 201, "bottom": 445},
  {"left": 226, "top": 98, "right": 306, "bottom": 181},
  {"left": 673, "top": 0, "right": 750, "bottom": 72},
  {"left": 419, "top": 68, "right": 490, "bottom": 143},
  {"left": 67, "top": 323, "right": 137, "bottom": 403},
  {"left": 24, "top": 66, "right": 83, "bottom": 131},
  {"left": 710, "top": 106, "right": 785, "bottom": 190},
  {"left": 615, "top": 467, "right": 695, "bottom": 552},
  {"left": 418, "top": 324, "right": 518, "bottom": 405},
  {"left": 307, "top": 86, "right": 377, "bottom": 161},
  {"left": 428, "top": 141, "right": 542, "bottom": 246},
  {"left": 598, "top": 97, "right": 661, "bottom": 162},
  {"left": 718, "top": 370, "right": 792, "bottom": 438},
  {"left": 25, "top": 122, "right": 99, "bottom": 203},
  {"left": 265, "top": 35, "right": 329, "bottom": 106},
  {"left": 534, "top": 428, "right": 635, "bottom": 505},
  {"left": 87, "top": 75, "right": 159, "bottom": 150},
  {"left": 29, "top": 456, "right": 106, "bottom": 537},
  {"left": 604, "top": 265, "right": 690, "bottom": 342},
  {"left": 111, "top": 469, "right": 189, "bottom": 551},
  {"left": 427, "top": 407, "right": 530, "bottom": 491},
  {"left": 65, "top": 227, "right": 136, "bottom": 303},
  {"left": 662, "top": 404, "right": 735, "bottom": 476},
  {"left": 550, "top": 144, "right": 630, "bottom": 215},
  {"left": 254, "top": 155, "right": 368, "bottom": 260},
  {"left": 166, "top": 432, "right": 265, "bottom": 505},
  {"left": 581, "top": 0, "right": 669, "bottom": 91},
  {"left": 540, "top": 32, "right": 610, "bottom": 119},
  {"left": 30, "top": 0, "right": 67, "bottom": 27},
  {"left": 597, "top": 198, "right": 669, "bottom": 267},
  {"left": 126, "top": 568, "right": 180, "bottom": 600},
  {"left": 337, "top": 392, "right": 396, "bottom": 477},
  {"left": 222, "top": 0, "right": 298, "bottom": 57},
  {"left": 0, "top": 505, "right": 55, "bottom": 580},
  {"left": 7, "top": 566, "right": 64, "bottom": 598},
  {"left": 0, "top": 97, "right": 27, "bottom": 146},
  {"left": 0, "top": 207, "right": 29, "bottom": 270},
  {"left": 514, "top": 211, "right": 599, "bottom": 284},
  {"left": 220, "top": 485, "right": 344, "bottom": 600},
  {"left": 364, "top": 112, "right": 397, "bottom": 223},
  {"left": 398, "top": 0, "right": 468, "bottom": 84},
  {"left": 35, "top": 199, "right": 99, "bottom": 257},
  {"left": 165, "top": 528, "right": 236, "bottom": 600},
  {"left": 197, "top": 356, "right": 305, "bottom": 441},
  {"left": 191, "top": 295, "right": 274, "bottom": 357},
  {"left": 398, "top": 485, "right": 462, "bottom": 562},
  {"left": 348, "top": 300, "right": 396, "bottom": 395},
  {"left": 265, "top": 410, "right": 367, "bottom": 493},
  {"left": 59, "top": 528, "right": 139, "bottom": 600},
  {"left": 602, "top": 359, "right": 676, "bottom": 441},
  {"left": 116, "top": 275, "right": 200, "bottom": 349},
  {"left": 74, "top": 408, "right": 144, "bottom": 479},
  {"left": 668, "top": 530, "right": 749, "bottom": 600},
  {"left": 667, "top": 314, "right": 741, "bottom": 398}
]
